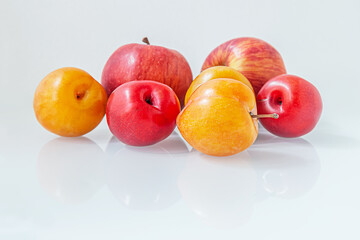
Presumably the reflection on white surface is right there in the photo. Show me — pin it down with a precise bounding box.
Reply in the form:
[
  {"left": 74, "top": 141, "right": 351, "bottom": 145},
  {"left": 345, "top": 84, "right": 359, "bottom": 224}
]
[
  {"left": 251, "top": 130, "right": 321, "bottom": 200},
  {"left": 105, "top": 132, "right": 188, "bottom": 210},
  {"left": 178, "top": 152, "right": 257, "bottom": 229},
  {"left": 34, "top": 129, "right": 321, "bottom": 229},
  {"left": 37, "top": 137, "right": 105, "bottom": 204},
  {"left": 178, "top": 128, "right": 321, "bottom": 228}
]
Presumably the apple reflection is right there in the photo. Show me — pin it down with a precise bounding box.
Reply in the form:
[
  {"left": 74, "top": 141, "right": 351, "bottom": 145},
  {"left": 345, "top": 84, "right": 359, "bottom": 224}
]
[
  {"left": 178, "top": 130, "right": 320, "bottom": 228},
  {"left": 105, "top": 132, "right": 188, "bottom": 210},
  {"left": 37, "top": 137, "right": 105, "bottom": 204},
  {"left": 250, "top": 131, "right": 321, "bottom": 200}
]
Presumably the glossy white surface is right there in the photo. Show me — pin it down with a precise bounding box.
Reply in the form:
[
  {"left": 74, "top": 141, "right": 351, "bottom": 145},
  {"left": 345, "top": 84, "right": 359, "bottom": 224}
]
[{"left": 1, "top": 0, "right": 360, "bottom": 239}]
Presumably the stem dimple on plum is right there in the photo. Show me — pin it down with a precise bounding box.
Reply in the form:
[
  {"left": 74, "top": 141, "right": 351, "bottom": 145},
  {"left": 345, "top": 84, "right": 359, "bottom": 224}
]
[{"left": 76, "top": 91, "right": 85, "bottom": 100}]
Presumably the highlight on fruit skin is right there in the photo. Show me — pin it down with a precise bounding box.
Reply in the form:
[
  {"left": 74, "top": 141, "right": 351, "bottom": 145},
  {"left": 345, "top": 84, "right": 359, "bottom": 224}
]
[
  {"left": 177, "top": 78, "right": 258, "bottom": 157},
  {"left": 33, "top": 67, "right": 108, "bottom": 137}
]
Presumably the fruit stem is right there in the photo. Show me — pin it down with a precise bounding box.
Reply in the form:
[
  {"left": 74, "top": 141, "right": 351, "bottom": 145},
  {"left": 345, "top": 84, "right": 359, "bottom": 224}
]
[
  {"left": 142, "top": 37, "right": 150, "bottom": 45},
  {"left": 250, "top": 113, "right": 279, "bottom": 119}
]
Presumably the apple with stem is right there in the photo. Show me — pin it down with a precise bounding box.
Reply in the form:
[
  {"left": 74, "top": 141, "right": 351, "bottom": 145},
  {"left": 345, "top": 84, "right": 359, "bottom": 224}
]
[{"left": 102, "top": 37, "right": 192, "bottom": 107}]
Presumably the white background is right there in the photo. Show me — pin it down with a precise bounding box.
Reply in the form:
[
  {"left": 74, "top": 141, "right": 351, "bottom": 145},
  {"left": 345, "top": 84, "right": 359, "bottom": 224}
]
[{"left": 1, "top": 0, "right": 360, "bottom": 239}]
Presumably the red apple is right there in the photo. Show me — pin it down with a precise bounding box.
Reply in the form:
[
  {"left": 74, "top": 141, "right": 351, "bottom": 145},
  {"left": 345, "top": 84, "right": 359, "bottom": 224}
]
[
  {"left": 256, "top": 74, "right": 322, "bottom": 138},
  {"left": 101, "top": 38, "right": 193, "bottom": 106},
  {"left": 202, "top": 37, "right": 286, "bottom": 95},
  {"left": 106, "top": 80, "right": 180, "bottom": 146}
]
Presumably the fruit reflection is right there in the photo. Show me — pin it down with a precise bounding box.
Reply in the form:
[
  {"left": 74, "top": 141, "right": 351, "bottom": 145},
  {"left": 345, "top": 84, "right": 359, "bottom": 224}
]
[
  {"left": 251, "top": 131, "right": 321, "bottom": 200},
  {"left": 37, "top": 137, "right": 105, "bottom": 204},
  {"left": 178, "top": 130, "right": 320, "bottom": 228},
  {"left": 178, "top": 151, "right": 257, "bottom": 228},
  {"left": 105, "top": 132, "right": 187, "bottom": 210}
]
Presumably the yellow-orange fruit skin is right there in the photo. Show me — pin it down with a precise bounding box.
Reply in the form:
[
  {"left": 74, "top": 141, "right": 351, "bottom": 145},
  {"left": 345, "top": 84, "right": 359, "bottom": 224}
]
[
  {"left": 177, "top": 78, "right": 258, "bottom": 156},
  {"left": 184, "top": 66, "right": 253, "bottom": 105},
  {"left": 33, "top": 67, "right": 108, "bottom": 137}
]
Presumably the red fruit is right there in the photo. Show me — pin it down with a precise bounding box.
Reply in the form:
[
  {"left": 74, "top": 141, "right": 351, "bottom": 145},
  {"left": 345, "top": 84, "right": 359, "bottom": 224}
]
[
  {"left": 257, "top": 74, "right": 322, "bottom": 138},
  {"left": 101, "top": 38, "right": 192, "bottom": 106},
  {"left": 202, "top": 37, "right": 286, "bottom": 95},
  {"left": 106, "top": 80, "right": 181, "bottom": 146}
]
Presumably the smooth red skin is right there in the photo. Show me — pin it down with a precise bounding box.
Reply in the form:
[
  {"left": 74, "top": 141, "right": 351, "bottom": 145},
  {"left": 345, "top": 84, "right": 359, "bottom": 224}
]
[
  {"left": 202, "top": 37, "right": 286, "bottom": 95},
  {"left": 257, "top": 74, "right": 322, "bottom": 138},
  {"left": 101, "top": 43, "right": 193, "bottom": 107},
  {"left": 106, "top": 81, "right": 181, "bottom": 146}
]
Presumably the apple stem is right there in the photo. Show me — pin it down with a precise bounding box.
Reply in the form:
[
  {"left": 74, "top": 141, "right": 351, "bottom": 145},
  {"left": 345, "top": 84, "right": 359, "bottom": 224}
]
[
  {"left": 142, "top": 37, "right": 150, "bottom": 45},
  {"left": 250, "top": 113, "right": 279, "bottom": 119}
]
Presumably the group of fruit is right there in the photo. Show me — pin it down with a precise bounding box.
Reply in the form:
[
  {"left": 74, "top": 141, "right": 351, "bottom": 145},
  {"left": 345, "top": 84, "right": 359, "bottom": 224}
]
[{"left": 34, "top": 37, "right": 322, "bottom": 156}]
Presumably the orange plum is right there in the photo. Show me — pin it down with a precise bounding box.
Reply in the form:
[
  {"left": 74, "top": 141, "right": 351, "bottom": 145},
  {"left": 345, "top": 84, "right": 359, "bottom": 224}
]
[
  {"left": 184, "top": 66, "right": 253, "bottom": 105},
  {"left": 177, "top": 78, "right": 258, "bottom": 156},
  {"left": 33, "top": 67, "right": 107, "bottom": 137}
]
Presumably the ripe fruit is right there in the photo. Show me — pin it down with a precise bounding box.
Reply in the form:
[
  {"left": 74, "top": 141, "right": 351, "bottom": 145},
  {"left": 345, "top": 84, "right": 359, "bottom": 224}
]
[
  {"left": 177, "top": 78, "right": 258, "bottom": 156},
  {"left": 184, "top": 66, "right": 253, "bottom": 105},
  {"left": 33, "top": 67, "right": 107, "bottom": 137},
  {"left": 257, "top": 74, "right": 322, "bottom": 137},
  {"left": 249, "top": 136, "right": 321, "bottom": 199},
  {"left": 202, "top": 37, "right": 286, "bottom": 95},
  {"left": 106, "top": 80, "right": 181, "bottom": 146},
  {"left": 101, "top": 38, "right": 193, "bottom": 106}
]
